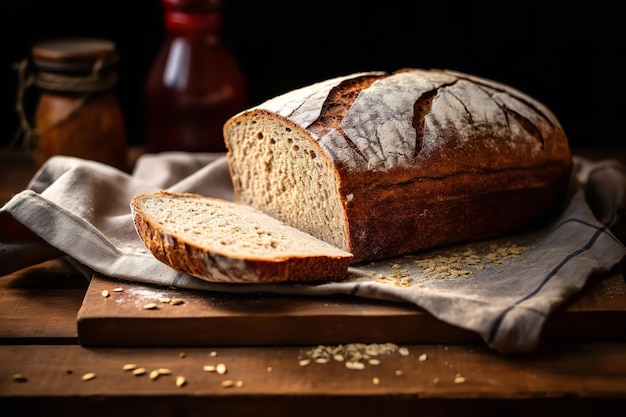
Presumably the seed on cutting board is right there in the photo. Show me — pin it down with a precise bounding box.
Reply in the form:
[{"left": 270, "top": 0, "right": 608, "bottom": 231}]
[
  {"left": 398, "top": 347, "right": 410, "bottom": 356},
  {"left": 176, "top": 376, "right": 186, "bottom": 387},
  {"left": 209, "top": 351, "right": 218, "bottom": 357},
  {"left": 132, "top": 368, "right": 146, "bottom": 376},
  {"left": 368, "top": 359, "right": 381, "bottom": 365},
  {"left": 101, "top": 290, "right": 109, "bottom": 298},
  {"left": 82, "top": 372, "right": 96, "bottom": 381},
  {"left": 419, "top": 353, "right": 428, "bottom": 362},
  {"left": 203, "top": 365, "right": 216, "bottom": 372},
  {"left": 113, "top": 287, "right": 123, "bottom": 292},
  {"left": 149, "top": 370, "right": 160, "bottom": 380},
  {"left": 157, "top": 368, "right": 172, "bottom": 375},
  {"left": 159, "top": 297, "right": 171, "bottom": 303},
  {"left": 12, "top": 373, "right": 28, "bottom": 383},
  {"left": 143, "top": 303, "right": 158, "bottom": 310},
  {"left": 298, "top": 359, "right": 311, "bottom": 367},
  {"left": 123, "top": 363, "right": 138, "bottom": 371},
  {"left": 169, "top": 298, "right": 184, "bottom": 305},
  {"left": 372, "top": 377, "right": 380, "bottom": 385},
  {"left": 216, "top": 363, "right": 227, "bottom": 374},
  {"left": 454, "top": 374, "right": 466, "bottom": 384}
]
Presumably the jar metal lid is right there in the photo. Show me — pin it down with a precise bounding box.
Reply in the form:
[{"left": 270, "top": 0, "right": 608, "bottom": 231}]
[{"left": 31, "top": 38, "right": 119, "bottom": 74}]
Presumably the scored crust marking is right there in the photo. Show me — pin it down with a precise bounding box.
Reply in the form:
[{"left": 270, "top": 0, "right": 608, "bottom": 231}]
[
  {"left": 412, "top": 89, "right": 437, "bottom": 158},
  {"left": 308, "top": 74, "right": 384, "bottom": 164}
]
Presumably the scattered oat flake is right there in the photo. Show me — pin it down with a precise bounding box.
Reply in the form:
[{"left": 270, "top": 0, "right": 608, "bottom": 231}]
[
  {"left": 143, "top": 303, "right": 158, "bottom": 310},
  {"left": 12, "top": 374, "right": 28, "bottom": 383},
  {"left": 345, "top": 361, "right": 365, "bottom": 370},
  {"left": 176, "top": 376, "right": 186, "bottom": 387},
  {"left": 82, "top": 372, "right": 96, "bottom": 381},
  {"left": 123, "top": 363, "right": 137, "bottom": 371},
  {"left": 101, "top": 290, "right": 109, "bottom": 298}
]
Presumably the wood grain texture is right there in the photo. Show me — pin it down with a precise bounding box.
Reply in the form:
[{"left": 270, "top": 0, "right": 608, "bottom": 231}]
[
  {"left": 76, "top": 269, "right": 626, "bottom": 348},
  {"left": 1, "top": 344, "right": 625, "bottom": 417}
]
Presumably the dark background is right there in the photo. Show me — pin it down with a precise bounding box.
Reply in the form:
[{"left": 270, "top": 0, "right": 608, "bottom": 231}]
[{"left": 3, "top": 0, "right": 624, "bottom": 151}]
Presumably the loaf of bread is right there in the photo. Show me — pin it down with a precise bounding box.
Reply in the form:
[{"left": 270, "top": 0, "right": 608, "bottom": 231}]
[
  {"left": 130, "top": 191, "right": 353, "bottom": 283},
  {"left": 223, "top": 68, "right": 573, "bottom": 264}
]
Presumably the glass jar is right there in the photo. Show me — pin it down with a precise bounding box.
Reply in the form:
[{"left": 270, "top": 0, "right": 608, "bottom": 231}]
[
  {"left": 145, "top": 0, "right": 248, "bottom": 153},
  {"left": 31, "top": 38, "right": 128, "bottom": 171}
]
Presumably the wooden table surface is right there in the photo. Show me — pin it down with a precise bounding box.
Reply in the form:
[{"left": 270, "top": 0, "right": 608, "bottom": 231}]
[{"left": 1, "top": 148, "right": 626, "bottom": 417}]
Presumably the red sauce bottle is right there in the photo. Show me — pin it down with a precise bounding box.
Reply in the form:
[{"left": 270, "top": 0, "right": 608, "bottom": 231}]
[{"left": 145, "top": 0, "right": 248, "bottom": 153}]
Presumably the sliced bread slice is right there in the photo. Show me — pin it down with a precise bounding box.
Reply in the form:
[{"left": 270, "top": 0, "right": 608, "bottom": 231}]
[{"left": 130, "top": 191, "right": 353, "bottom": 283}]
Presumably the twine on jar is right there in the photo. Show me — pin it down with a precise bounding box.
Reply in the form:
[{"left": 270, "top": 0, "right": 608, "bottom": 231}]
[{"left": 9, "top": 56, "right": 117, "bottom": 151}]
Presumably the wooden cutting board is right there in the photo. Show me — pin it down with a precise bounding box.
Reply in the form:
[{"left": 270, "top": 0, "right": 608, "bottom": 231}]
[{"left": 76, "top": 270, "right": 626, "bottom": 347}]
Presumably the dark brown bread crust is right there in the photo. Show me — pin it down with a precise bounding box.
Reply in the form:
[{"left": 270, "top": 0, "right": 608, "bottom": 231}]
[{"left": 225, "top": 68, "right": 573, "bottom": 264}]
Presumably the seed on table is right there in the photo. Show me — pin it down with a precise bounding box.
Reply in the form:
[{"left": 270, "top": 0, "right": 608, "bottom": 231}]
[
  {"left": 12, "top": 374, "right": 28, "bottom": 383},
  {"left": 123, "top": 363, "right": 138, "bottom": 371},
  {"left": 221, "top": 380, "right": 235, "bottom": 388},
  {"left": 159, "top": 297, "right": 171, "bottom": 303},
  {"left": 398, "top": 347, "right": 410, "bottom": 356},
  {"left": 216, "top": 363, "right": 227, "bottom": 374},
  {"left": 169, "top": 298, "right": 184, "bottom": 305},
  {"left": 372, "top": 377, "right": 380, "bottom": 385},
  {"left": 176, "top": 376, "right": 186, "bottom": 387},
  {"left": 157, "top": 368, "right": 172, "bottom": 375},
  {"left": 132, "top": 368, "right": 146, "bottom": 376},
  {"left": 143, "top": 303, "right": 158, "bottom": 310},
  {"left": 209, "top": 351, "right": 218, "bottom": 357},
  {"left": 203, "top": 365, "right": 216, "bottom": 372},
  {"left": 113, "top": 287, "right": 124, "bottom": 292},
  {"left": 82, "top": 372, "right": 96, "bottom": 381},
  {"left": 298, "top": 359, "right": 311, "bottom": 367},
  {"left": 419, "top": 353, "right": 428, "bottom": 362},
  {"left": 101, "top": 290, "right": 109, "bottom": 298},
  {"left": 149, "top": 370, "right": 160, "bottom": 380},
  {"left": 345, "top": 361, "right": 365, "bottom": 370}
]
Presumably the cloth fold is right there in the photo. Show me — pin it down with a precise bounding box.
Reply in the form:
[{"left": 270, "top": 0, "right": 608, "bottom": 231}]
[{"left": 1, "top": 152, "right": 625, "bottom": 354}]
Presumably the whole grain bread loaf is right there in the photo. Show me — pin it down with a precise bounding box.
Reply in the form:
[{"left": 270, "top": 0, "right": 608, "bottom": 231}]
[
  {"left": 130, "top": 191, "right": 353, "bottom": 283},
  {"left": 223, "top": 68, "right": 573, "bottom": 264}
]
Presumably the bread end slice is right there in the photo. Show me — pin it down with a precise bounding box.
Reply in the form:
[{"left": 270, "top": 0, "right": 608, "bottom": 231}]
[{"left": 130, "top": 191, "right": 353, "bottom": 283}]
